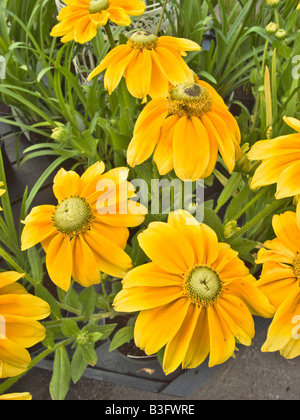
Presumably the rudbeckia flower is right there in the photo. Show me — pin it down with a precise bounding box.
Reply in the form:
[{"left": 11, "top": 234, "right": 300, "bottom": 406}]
[
  {"left": 0, "top": 271, "right": 50, "bottom": 378},
  {"left": 50, "top": 0, "right": 146, "bottom": 44},
  {"left": 248, "top": 117, "right": 300, "bottom": 225},
  {"left": 21, "top": 162, "right": 147, "bottom": 292},
  {"left": 114, "top": 210, "right": 275, "bottom": 374},
  {"left": 256, "top": 211, "right": 300, "bottom": 359},
  {"left": 87, "top": 31, "right": 201, "bottom": 99},
  {"left": 126, "top": 79, "right": 241, "bottom": 181},
  {"left": 0, "top": 392, "right": 32, "bottom": 400}
]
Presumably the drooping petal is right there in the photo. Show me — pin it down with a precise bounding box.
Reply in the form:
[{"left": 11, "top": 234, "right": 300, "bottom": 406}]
[
  {"left": 45, "top": 234, "right": 73, "bottom": 291},
  {"left": 207, "top": 304, "right": 236, "bottom": 367},
  {"left": 163, "top": 304, "right": 201, "bottom": 374},
  {"left": 71, "top": 236, "right": 101, "bottom": 287},
  {"left": 133, "top": 298, "right": 191, "bottom": 355}
]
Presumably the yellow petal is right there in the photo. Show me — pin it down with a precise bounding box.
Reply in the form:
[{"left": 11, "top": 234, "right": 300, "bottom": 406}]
[
  {"left": 283, "top": 116, "right": 300, "bottom": 133},
  {"left": 261, "top": 287, "right": 300, "bottom": 356},
  {"left": 163, "top": 304, "right": 201, "bottom": 374},
  {"left": 182, "top": 307, "right": 210, "bottom": 369},
  {"left": 137, "top": 221, "right": 195, "bottom": 274},
  {"left": 113, "top": 285, "right": 184, "bottom": 312},
  {"left": 46, "top": 234, "right": 73, "bottom": 291},
  {"left": 71, "top": 236, "right": 101, "bottom": 287},
  {"left": 133, "top": 298, "right": 190, "bottom": 355},
  {"left": 53, "top": 168, "right": 80, "bottom": 202},
  {"left": 207, "top": 304, "right": 236, "bottom": 367},
  {"left": 121, "top": 262, "right": 183, "bottom": 289}
]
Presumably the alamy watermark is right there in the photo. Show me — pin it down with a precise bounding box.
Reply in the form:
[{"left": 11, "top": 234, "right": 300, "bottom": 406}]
[
  {"left": 0, "top": 315, "right": 6, "bottom": 339},
  {"left": 292, "top": 315, "right": 300, "bottom": 340},
  {"left": 292, "top": 55, "right": 300, "bottom": 80},
  {"left": 96, "top": 172, "right": 205, "bottom": 224}
]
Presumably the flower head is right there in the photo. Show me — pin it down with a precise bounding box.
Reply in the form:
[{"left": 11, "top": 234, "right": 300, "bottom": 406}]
[
  {"left": 256, "top": 211, "right": 300, "bottom": 359},
  {"left": 21, "top": 162, "right": 147, "bottom": 291},
  {"left": 0, "top": 271, "right": 50, "bottom": 378},
  {"left": 126, "top": 78, "right": 241, "bottom": 181},
  {"left": 87, "top": 32, "right": 201, "bottom": 99},
  {"left": 248, "top": 116, "right": 300, "bottom": 225},
  {"left": 114, "top": 210, "right": 274, "bottom": 374},
  {"left": 50, "top": 0, "right": 146, "bottom": 44}
]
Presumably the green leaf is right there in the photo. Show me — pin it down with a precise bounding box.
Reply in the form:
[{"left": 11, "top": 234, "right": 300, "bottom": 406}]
[
  {"left": 227, "top": 238, "right": 257, "bottom": 256},
  {"left": 50, "top": 346, "right": 71, "bottom": 401},
  {"left": 27, "top": 247, "right": 44, "bottom": 284},
  {"left": 61, "top": 319, "right": 80, "bottom": 339},
  {"left": 35, "top": 284, "right": 61, "bottom": 320},
  {"left": 71, "top": 345, "right": 88, "bottom": 384},
  {"left": 203, "top": 207, "right": 224, "bottom": 241},
  {"left": 109, "top": 326, "right": 134, "bottom": 352},
  {"left": 79, "top": 342, "right": 98, "bottom": 366},
  {"left": 79, "top": 286, "right": 96, "bottom": 319}
]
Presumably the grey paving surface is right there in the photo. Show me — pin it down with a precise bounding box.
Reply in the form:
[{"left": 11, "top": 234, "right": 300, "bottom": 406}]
[{"left": 7, "top": 327, "right": 300, "bottom": 400}]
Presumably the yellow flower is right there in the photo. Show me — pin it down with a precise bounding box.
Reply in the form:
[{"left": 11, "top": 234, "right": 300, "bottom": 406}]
[
  {"left": 126, "top": 79, "right": 241, "bottom": 181},
  {"left": 248, "top": 116, "right": 300, "bottom": 224},
  {"left": 21, "top": 162, "right": 147, "bottom": 292},
  {"left": 0, "top": 271, "right": 50, "bottom": 378},
  {"left": 50, "top": 0, "right": 146, "bottom": 44},
  {"left": 256, "top": 211, "right": 300, "bottom": 359},
  {"left": 87, "top": 31, "right": 201, "bottom": 99},
  {"left": 0, "top": 392, "right": 32, "bottom": 400},
  {"left": 114, "top": 210, "right": 275, "bottom": 374}
]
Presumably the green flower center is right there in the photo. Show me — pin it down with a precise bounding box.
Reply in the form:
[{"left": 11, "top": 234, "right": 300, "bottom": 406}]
[
  {"left": 128, "top": 31, "right": 158, "bottom": 50},
  {"left": 168, "top": 82, "right": 213, "bottom": 117},
  {"left": 89, "top": 0, "right": 109, "bottom": 14},
  {"left": 53, "top": 197, "right": 94, "bottom": 238},
  {"left": 294, "top": 254, "right": 300, "bottom": 279},
  {"left": 183, "top": 266, "right": 223, "bottom": 307}
]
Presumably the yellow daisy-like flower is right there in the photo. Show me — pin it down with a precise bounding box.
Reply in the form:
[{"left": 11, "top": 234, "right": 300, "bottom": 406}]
[
  {"left": 0, "top": 271, "right": 50, "bottom": 378},
  {"left": 21, "top": 162, "right": 147, "bottom": 292},
  {"left": 256, "top": 211, "right": 300, "bottom": 359},
  {"left": 0, "top": 392, "right": 32, "bottom": 400},
  {"left": 126, "top": 79, "right": 241, "bottom": 182},
  {"left": 50, "top": 0, "right": 146, "bottom": 44},
  {"left": 248, "top": 116, "right": 300, "bottom": 224},
  {"left": 87, "top": 31, "right": 201, "bottom": 99},
  {"left": 114, "top": 210, "right": 275, "bottom": 374}
]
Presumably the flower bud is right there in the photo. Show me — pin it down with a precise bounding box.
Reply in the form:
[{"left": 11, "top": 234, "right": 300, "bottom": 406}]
[
  {"left": 275, "top": 29, "right": 287, "bottom": 40},
  {"left": 265, "top": 22, "right": 278, "bottom": 35},
  {"left": 266, "top": 0, "right": 280, "bottom": 8},
  {"left": 224, "top": 221, "right": 240, "bottom": 239}
]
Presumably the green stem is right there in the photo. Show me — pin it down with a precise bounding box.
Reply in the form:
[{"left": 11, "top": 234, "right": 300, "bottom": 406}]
[
  {"left": 43, "top": 311, "right": 113, "bottom": 328},
  {"left": 229, "top": 198, "right": 284, "bottom": 241},
  {"left": 104, "top": 23, "right": 116, "bottom": 49},
  {"left": 155, "top": 0, "right": 168, "bottom": 36},
  {"left": 0, "top": 338, "right": 73, "bottom": 395}
]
